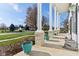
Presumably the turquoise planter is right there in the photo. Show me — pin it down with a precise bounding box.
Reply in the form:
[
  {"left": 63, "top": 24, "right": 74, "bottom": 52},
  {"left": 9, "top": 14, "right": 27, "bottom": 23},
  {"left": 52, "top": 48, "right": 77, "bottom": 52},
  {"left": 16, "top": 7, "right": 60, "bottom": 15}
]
[
  {"left": 21, "top": 41, "right": 32, "bottom": 54},
  {"left": 44, "top": 32, "right": 49, "bottom": 40}
]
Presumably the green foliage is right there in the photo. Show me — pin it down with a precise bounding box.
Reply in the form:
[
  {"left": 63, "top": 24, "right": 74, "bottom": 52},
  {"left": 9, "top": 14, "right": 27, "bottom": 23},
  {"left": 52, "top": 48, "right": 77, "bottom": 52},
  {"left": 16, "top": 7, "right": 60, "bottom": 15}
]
[
  {"left": 42, "top": 25, "right": 49, "bottom": 31},
  {"left": 9, "top": 24, "right": 15, "bottom": 32}
]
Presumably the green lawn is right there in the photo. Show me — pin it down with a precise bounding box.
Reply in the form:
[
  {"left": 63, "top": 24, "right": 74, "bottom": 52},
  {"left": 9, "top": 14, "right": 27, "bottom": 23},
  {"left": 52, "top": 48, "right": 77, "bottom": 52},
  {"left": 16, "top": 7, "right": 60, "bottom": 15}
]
[
  {"left": 0, "top": 31, "right": 35, "bottom": 46},
  {"left": 0, "top": 31, "right": 34, "bottom": 40},
  {"left": 0, "top": 36, "right": 34, "bottom": 46}
]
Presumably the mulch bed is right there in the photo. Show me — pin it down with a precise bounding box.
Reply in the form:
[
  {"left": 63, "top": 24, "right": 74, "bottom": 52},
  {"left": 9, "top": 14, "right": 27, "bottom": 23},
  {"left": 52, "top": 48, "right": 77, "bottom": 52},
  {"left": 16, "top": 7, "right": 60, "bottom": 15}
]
[{"left": 0, "top": 36, "right": 35, "bottom": 56}]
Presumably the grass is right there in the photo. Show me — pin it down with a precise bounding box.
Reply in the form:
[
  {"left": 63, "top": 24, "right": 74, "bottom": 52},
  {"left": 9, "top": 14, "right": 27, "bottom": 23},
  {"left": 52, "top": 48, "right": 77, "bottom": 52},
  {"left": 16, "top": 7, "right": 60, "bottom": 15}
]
[
  {"left": 0, "top": 36, "right": 35, "bottom": 46},
  {"left": 0, "top": 31, "right": 34, "bottom": 40},
  {"left": 0, "top": 31, "right": 35, "bottom": 46}
]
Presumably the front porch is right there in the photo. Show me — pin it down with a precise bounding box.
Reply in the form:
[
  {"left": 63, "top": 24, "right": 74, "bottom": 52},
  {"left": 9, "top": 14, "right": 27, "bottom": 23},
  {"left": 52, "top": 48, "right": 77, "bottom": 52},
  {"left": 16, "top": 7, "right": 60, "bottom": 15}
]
[
  {"left": 14, "top": 33, "right": 78, "bottom": 56},
  {"left": 13, "top": 3, "right": 79, "bottom": 56}
]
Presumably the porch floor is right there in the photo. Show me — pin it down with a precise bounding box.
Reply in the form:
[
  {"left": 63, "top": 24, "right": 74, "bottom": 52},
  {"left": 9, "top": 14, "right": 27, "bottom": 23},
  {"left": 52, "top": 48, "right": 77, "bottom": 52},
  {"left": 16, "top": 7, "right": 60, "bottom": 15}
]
[{"left": 14, "top": 33, "right": 79, "bottom": 56}]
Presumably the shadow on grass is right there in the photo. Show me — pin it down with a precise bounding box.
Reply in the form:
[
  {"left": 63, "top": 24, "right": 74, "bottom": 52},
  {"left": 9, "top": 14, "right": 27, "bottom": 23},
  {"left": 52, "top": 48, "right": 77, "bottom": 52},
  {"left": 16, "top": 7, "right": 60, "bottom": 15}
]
[{"left": 29, "top": 50, "right": 51, "bottom": 56}]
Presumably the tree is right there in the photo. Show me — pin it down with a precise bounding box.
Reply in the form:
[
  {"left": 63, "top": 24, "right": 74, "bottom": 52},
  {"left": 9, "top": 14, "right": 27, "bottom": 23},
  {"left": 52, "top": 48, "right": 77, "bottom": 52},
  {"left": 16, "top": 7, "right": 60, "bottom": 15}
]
[
  {"left": 9, "top": 24, "right": 15, "bottom": 32},
  {"left": 19, "top": 25, "right": 24, "bottom": 28},
  {"left": 0, "top": 23, "right": 7, "bottom": 32},
  {"left": 25, "top": 4, "right": 37, "bottom": 31},
  {"left": 15, "top": 25, "right": 19, "bottom": 30},
  {"left": 63, "top": 19, "right": 68, "bottom": 33},
  {"left": 24, "top": 25, "right": 29, "bottom": 30},
  {"left": 25, "top": 4, "right": 49, "bottom": 31},
  {"left": 42, "top": 16, "right": 49, "bottom": 30},
  {"left": 0, "top": 23, "right": 7, "bottom": 30}
]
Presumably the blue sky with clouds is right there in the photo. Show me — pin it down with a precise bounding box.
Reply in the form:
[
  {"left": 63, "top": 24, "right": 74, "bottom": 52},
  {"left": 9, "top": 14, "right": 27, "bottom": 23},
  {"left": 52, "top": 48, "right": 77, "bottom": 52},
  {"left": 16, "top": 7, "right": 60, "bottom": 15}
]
[
  {"left": 0, "top": 3, "right": 68, "bottom": 27},
  {"left": 0, "top": 3, "right": 34, "bottom": 27}
]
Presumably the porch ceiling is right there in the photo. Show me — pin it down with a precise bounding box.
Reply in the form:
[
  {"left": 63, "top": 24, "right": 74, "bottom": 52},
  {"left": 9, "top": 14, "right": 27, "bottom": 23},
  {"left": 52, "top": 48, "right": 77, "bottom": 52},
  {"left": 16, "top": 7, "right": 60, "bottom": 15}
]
[{"left": 53, "top": 3, "right": 69, "bottom": 13}]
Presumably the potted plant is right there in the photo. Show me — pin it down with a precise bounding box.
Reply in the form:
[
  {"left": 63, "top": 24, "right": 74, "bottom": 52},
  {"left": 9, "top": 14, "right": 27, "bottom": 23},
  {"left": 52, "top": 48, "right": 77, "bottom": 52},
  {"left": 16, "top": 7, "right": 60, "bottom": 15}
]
[
  {"left": 21, "top": 40, "right": 32, "bottom": 54},
  {"left": 44, "top": 32, "right": 49, "bottom": 40}
]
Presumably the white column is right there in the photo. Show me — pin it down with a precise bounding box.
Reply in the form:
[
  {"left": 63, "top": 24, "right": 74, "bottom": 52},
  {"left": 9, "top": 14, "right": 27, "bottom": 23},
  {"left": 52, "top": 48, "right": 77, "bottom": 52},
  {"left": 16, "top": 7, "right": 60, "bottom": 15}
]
[
  {"left": 54, "top": 6, "right": 57, "bottom": 31},
  {"left": 57, "top": 12, "right": 59, "bottom": 30},
  {"left": 56, "top": 11, "right": 60, "bottom": 34},
  {"left": 71, "top": 11, "right": 77, "bottom": 41},
  {"left": 48, "top": 3, "right": 53, "bottom": 40},
  {"left": 37, "top": 3, "right": 42, "bottom": 31},
  {"left": 66, "top": 10, "right": 72, "bottom": 40},
  {"left": 49, "top": 3, "right": 52, "bottom": 31},
  {"left": 35, "top": 3, "right": 45, "bottom": 46},
  {"left": 57, "top": 13, "right": 60, "bottom": 33},
  {"left": 57, "top": 12, "right": 58, "bottom": 30},
  {"left": 68, "top": 11, "right": 72, "bottom": 34}
]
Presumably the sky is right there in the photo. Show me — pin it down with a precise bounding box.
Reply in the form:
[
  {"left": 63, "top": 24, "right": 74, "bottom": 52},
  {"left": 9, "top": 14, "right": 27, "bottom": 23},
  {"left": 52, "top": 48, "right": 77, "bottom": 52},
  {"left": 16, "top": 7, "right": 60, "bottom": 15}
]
[
  {"left": 0, "top": 3, "right": 68, "bottom": 27},
  {"left": 0, "top": 3, "right": 34, "bottom": 27}
]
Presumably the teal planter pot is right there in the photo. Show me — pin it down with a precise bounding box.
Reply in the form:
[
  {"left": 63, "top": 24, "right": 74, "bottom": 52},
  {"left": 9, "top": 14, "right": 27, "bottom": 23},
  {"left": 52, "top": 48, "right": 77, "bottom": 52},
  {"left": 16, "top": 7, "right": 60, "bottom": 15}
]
[
  {"left": 21, "top": 41, "right": 32, "bottom": 54},
  {"left": 44, "top": 32, "right": 49, "bottom": 40}
]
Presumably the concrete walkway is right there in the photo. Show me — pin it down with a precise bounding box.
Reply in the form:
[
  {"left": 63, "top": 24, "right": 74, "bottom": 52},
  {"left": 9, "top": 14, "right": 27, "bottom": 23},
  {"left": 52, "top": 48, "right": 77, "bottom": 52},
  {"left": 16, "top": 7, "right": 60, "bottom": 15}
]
[
  {"left": 0, "top": 33, "right": 17, "bottom": 35},
  {"left": 14, "top": 33, "right": 79, "bottom": 56}
]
